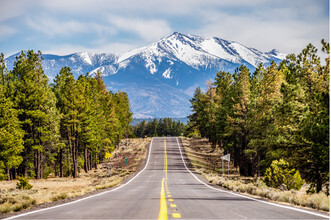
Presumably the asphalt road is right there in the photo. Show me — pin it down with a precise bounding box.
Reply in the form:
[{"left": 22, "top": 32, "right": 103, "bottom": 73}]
[{"left": 8, "top": 137, "right": 329, "bottom": 219}]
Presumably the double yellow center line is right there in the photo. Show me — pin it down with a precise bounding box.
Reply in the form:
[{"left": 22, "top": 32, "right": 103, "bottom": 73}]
[
  {"left": 158, "top": 139, "right": 181, "bottom": 220},
  {"left": 158, "top": 178, "right": 167, "bottom": 219}
]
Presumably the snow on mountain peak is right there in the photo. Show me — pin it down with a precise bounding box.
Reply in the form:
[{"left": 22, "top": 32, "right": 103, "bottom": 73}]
[
  {"left": 200, "top": 37, "right": 237, "bottom": 63},
  {"left": 267, "top": 49, "right": 286, "bottom": 60},
  {"left": 78, "top": 52, "right": 93, "bottom": 65},
  {"left": 93, "top": 32, "right": 286, "bottom": 77},
  {"left": 117, "top": 46, "right": 148, "bottom": 63},
  {"left": 5, "top": 32, "right": 285, "bottom": 81},
  {"left": 160, "top": 32, "right": 286, "bottom": 68},
  {"left": 162, "top": 68, "right": 172, "bottom": 79}
]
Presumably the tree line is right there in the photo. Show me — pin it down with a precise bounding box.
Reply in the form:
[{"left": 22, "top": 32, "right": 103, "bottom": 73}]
[
  {"left": 133, "top": 118, "right": 186, "bottom": 138},
  {"left": 187, "top": 41, "right": 329, "bottom": 192},
  {"left": 0, "top": 50, "right": 132, "bottom": 180}
]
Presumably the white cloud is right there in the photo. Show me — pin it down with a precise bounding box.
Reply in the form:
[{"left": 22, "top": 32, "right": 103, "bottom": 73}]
[
  {"left": 184, "top": 84, "right": 201, "bottom": 97},
  {"left": 37, "top": 0, "right": 268, "bottom": 16},
  {"left": 108, "top": 16, "right": 172, "bottom": 41},
  {"left": 40, "top": 44, "right": 87, "bottom": 56},
  {"left": 99, "top": 43, "right": 138, "bottom": 54},
  {"left": 26, "top": 17, "right": 86, "bottom": 36},
  {"left": 0, "top": 24, "right": 17, "bottom": 39},
  {"left": 0, "top": 0, "right": 28, "bottom": 22},
  {"left": 0, "top": 0, "right": 328, "bottom": 57},
  {"left": 26, "top": 16, "right": 117, "bottom": 37},
  {"left": 43, "top": 42, "right": 139, "bottom": 55},
  {"left": 190, "top": 5, "right": 329, "bottom": 55}
]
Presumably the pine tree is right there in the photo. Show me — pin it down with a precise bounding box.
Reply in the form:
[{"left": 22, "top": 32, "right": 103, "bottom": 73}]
[
  {"left": 0, "top": 53, "right": 24, "bottom": 180},
  {"left": 204, "top": 80, "right": 218, "bottom": 147},
  {"left": 214, "top": 71, "right": 234, "bottom": 151},
  {"left": 269, "top": 42, "right": 329, "bottom": 192},
  {"left": 225, "top": 65, "right": 252, "bottom": 176},
  {"left": 149, "top": 118, "right": 159, "bottom": 136},
  {"left": 188, "top": 87, "right": 209, "bottom": 137},
  {"left": 53, "top": 66, "right": 84, "bottom": 178},
  {"left": 52, "top": 66, "right": 73, "bottom": 177},
  {"left": 295, "top": 43, "right": 329, "bottom": 192},
  {"left": 12, "top": 50, "right": 59, "bottom": 179},
  {"left": 247, "top": 62, "right": 285, "bottom": 176}
]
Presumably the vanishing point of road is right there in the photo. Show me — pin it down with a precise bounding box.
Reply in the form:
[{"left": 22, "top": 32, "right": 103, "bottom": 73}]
[{"left": 7, "top": 137, "right": 329, "bottom": 219}]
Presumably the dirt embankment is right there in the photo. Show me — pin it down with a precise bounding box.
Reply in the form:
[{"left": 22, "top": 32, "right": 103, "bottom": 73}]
[
  {"left": 0, "top": 138, "right": 151, "bottom": 218},
  {"left": 180, "top": 137, "right": 239, "bottom": 177}
]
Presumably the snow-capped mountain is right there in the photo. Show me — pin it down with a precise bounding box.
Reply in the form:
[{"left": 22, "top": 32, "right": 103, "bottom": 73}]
[
  {"left": 118, "top": 32, "right": 284, "bottom": 71},
  {"left": 5, "top": 32, "right": 285, "bottom": 118}
]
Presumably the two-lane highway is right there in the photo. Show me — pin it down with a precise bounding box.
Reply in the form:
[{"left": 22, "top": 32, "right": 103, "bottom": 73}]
[{"left": 8, "top": 137, "right": 329, "bottom": 219}]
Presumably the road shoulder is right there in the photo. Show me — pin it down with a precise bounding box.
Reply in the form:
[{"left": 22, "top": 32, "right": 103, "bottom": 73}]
[{"left": 177, "top": 137, "right": 329, "bottom": 218}]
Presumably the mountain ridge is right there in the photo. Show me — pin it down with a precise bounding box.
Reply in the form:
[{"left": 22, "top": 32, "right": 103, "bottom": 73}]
[{"left": 5, "top": 32, "right": 286, "bottom": 118}]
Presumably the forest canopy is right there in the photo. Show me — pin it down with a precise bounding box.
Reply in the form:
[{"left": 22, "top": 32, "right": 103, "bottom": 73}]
[
  {"left": 133, "top": 118, "right": 186, "bottom": 138},
  {"left": 0, "top": 50, "right": 132, "bottom": 180}
]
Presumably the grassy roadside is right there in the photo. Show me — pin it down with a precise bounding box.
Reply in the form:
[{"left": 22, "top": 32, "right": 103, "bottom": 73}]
[
  {"left": 180, "top": 137, "right": 329, "bottom": 213},
  {"left": 0, "top": 138, "right": 151, "bottom": 215}
]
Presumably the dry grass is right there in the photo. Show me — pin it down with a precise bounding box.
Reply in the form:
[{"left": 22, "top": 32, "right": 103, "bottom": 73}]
[
  {"left": 181, "top": 137, "right": 240, "bottom": 178},
  {"left": 181, "top": 137, "right": 330, "bottom": 213},
  {"left": 0, "top": 138, "right": 150, "bottom": 215},
  {"left": 204, "top": 174, "right": 329, "bottom": 212}
]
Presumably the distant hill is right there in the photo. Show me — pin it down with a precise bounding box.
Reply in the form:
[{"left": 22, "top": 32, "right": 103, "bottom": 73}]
[{"left": 131, "top": 118, "right": 189, "bottom": 126}]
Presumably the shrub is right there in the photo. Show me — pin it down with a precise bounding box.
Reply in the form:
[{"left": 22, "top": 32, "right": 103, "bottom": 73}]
[
  {"left": 264, "top": 159, "right": 304, "bottom": 190},
  {"left": 51, "top": 193, "right": 68, "bottom": 202},
  {"left": 16, "top": 177, "right": 33, "bottom": 190},
  {"left": 246, "top": 184, "right": 256, "bottom": 194},
  {"left": 42, "top": 167, "right": 52, "bottom": 179},
  {"left": 200, "top": 168, "right": 329, "bottom": 212},
  {"left": 13, "top": 203, "right": 23, "bottom": 212},
  {"left": 286, "top": 170, "right": 304, "bottom": 190},
  {"left": 308, "top": 192, "right": 329, "bottom": 211},
  {"left": 7, "top": 197, "right": 17, "bottom": 204},
  {"left": 187, "top": 129, "right": 201, "bottom": 139},
  {"left": 0, "top": 203, "right": 11, "bottom": 213},
  {"left": 22, "top": 198, "right": 36, "bottom": 209}
]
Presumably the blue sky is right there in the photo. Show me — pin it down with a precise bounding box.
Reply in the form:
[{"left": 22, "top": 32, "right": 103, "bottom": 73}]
[{"left": 0, "top": 0, "right": 329, "bottom": 58}]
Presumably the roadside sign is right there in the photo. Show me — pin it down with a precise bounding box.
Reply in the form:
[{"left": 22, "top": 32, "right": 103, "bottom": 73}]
[
  {"left": 221, "top": 154, "right": 230, "bottom": 161},
  {"left": 105, "top": 152, "right": 113, "bottom": 177},
  {"left": 105, "top": 152, "right": 112, "bottom": 159},
  {"left": 221, "top": 154, "right": 230, "bottom": 177}
]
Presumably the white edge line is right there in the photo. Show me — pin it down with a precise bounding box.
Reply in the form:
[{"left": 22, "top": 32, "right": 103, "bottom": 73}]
[
  {"left": 5, "top": 138, "right": 154, "bottom": 220},
  {"left": 175, "top": 137, "right": 329, "bottom": 219}
]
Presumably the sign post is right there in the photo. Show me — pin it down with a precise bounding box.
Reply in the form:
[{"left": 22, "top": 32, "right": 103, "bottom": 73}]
[
  {"left": 105, "top": 152, "right": 112, "bottom": 177},
  {"left": 222, "top": 159, "right": 224, "bottom": 176},
  {"left": 221, "top": 154, "right": 230, "bottom": 177}
]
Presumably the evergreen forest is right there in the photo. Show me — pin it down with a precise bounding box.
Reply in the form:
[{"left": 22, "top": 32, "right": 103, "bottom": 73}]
[
  {"left": 133, "top": 118, "right": 186, "bottom": 138},
  {"left": 187, "top": 41, "right": 329, "bottom": 193},
  {"left": 0, "top": 50, "right": 132, "bottom": 180}
]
